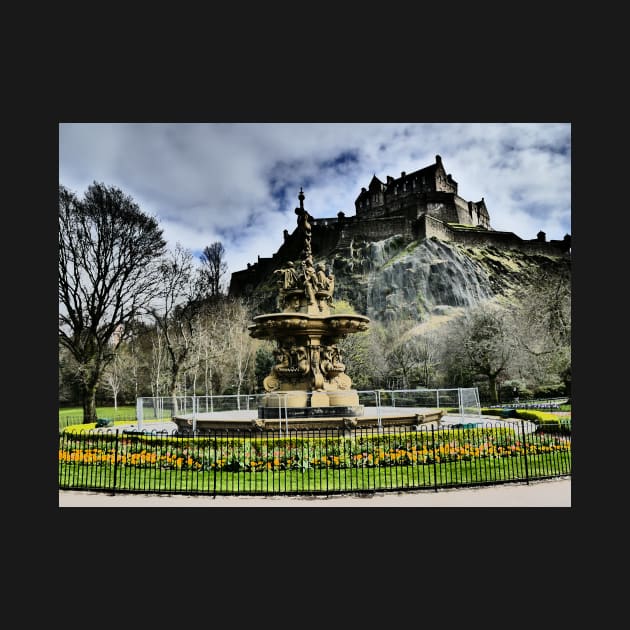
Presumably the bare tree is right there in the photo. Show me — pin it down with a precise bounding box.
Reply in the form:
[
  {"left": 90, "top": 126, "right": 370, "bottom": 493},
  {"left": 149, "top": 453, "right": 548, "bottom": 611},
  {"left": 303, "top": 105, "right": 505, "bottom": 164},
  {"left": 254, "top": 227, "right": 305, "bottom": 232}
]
[
  {"left": 188, "top": 300, "right": 231, "bottom": 406},
  {"left": 457, "top": 305, "right": 517, "bottom": 404},
  {"left": 100, "top": 340, "right": 137, "bottom": 409},
  {"left": 511, "top": 266, "right": 571, "bottom": 395},
  {"left": 149, "top": 327, "right": 169, "bottom": 397},
  {"left": 223, "top": 298, "right": 256, "bottom": 407},
  {"left": 198, "top": 241, "right": 228, "bottom": 297},
  {"left": 362, "top": 322, "right": 394, "bottom": 388},
  {"left": 370, "top": 319, "right": 426, "bottom": 389},
  {"left": 337, "top": 330, "right": 374, "bottom": 390},
  {"left": 414, "top": 333, "right": 441, "bottom": 389},
  {"left": 124, "top": 320, "right": 153, "bottom": 401},
  {"left": 58, "top": 183, "right": 166, "bottom": 423},
  {"left": 149, "top": 244, "right": 201, "bottom": 412}
]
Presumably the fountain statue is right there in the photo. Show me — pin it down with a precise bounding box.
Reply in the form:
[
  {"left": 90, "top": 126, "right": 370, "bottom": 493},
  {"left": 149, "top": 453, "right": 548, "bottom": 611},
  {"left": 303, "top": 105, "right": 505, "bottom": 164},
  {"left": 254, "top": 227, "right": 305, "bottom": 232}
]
[{"left": 249, "top": 189, "right": 370, "bottom": 421}]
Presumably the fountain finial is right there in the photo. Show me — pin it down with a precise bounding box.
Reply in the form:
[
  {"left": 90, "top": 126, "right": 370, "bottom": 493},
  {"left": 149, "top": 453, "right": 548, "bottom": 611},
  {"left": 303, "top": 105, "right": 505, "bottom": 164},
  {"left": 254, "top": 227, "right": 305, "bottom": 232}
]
[{"left": 295, "top": 189, "right": 312, "bottom": 259}]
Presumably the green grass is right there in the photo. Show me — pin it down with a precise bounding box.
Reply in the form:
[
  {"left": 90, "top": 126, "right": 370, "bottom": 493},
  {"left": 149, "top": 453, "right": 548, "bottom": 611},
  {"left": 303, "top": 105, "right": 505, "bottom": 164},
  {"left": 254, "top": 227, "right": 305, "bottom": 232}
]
[
  {"left": 59, "top": 406, "right": 138, "bottom": 430},
  {"left": 59, "top": 405, "right": 137, "bottom": 421}
]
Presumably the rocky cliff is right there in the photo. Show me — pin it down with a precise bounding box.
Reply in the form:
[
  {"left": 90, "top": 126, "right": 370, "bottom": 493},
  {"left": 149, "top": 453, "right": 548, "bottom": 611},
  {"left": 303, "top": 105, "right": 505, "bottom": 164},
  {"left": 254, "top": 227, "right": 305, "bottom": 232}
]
[{"left": 244, "top": 234, "right": 571, "bottom": 329}]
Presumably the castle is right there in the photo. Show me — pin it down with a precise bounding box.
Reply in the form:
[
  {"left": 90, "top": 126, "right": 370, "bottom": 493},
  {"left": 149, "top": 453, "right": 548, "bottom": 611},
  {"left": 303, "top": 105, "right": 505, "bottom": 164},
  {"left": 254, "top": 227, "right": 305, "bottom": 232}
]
[{"left": 229, "top": 155, "right": 570, "bottom": 297}]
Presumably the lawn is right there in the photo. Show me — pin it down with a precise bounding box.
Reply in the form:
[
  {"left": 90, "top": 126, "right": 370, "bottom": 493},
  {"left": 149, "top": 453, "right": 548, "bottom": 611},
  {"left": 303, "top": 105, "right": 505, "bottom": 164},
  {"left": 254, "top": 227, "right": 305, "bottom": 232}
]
[{"left": 59, "top": 406, "right": 137, "bottom": 429}]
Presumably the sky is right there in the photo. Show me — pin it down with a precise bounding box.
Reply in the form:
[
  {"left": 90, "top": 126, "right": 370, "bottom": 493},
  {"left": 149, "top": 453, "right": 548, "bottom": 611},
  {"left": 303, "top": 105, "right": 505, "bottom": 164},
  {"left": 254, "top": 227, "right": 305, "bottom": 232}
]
[{"left": 59, "top": 123, "right": 571, "bottom": 288}]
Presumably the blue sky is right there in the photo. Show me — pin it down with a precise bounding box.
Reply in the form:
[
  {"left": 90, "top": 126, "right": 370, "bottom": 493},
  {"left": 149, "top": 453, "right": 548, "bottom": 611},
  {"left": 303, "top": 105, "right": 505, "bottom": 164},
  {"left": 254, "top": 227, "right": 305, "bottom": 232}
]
[{"left": 59, "top": 123, "right": 571, "bottom": 285}]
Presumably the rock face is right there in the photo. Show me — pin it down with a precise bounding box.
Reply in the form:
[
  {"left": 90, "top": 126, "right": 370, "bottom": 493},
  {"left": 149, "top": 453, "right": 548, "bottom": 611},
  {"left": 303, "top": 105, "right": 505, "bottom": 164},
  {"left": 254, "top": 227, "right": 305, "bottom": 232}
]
[
  {"left": 340, "top": 236, "right": 495, "bottom": 321},
  {"left": 245, "top": 234, "right": 570, "bottom": 326}
]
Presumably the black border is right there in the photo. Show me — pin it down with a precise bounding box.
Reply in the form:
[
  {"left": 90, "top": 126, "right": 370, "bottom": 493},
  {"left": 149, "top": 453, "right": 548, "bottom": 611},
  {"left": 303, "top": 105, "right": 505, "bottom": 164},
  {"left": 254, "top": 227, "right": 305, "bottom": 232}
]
[{"left": 16, "top": 39, "right": 590, "bottom": 597}]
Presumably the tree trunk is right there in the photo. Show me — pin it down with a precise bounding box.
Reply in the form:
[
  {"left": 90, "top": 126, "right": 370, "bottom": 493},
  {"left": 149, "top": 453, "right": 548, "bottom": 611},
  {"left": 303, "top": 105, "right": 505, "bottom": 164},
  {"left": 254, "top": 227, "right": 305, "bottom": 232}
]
[
  {"left": 563, "top": 370, "right": 571, "bottom": 398},
  {"left": 169, "top": 365, "right": 181, "bottom": 414},
  {"left": 81, "top": 382, "right": 98, "bottom": 424},
  {"left": 488, "top": 374, "right": 499, "bottom": 405}
]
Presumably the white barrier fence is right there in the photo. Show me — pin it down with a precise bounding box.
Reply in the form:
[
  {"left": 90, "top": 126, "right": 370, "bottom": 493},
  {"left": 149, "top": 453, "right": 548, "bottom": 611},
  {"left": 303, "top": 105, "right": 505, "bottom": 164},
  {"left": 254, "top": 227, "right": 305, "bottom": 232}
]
[{"left": 136, "top": 387, "right": 480, "bottom": 431}]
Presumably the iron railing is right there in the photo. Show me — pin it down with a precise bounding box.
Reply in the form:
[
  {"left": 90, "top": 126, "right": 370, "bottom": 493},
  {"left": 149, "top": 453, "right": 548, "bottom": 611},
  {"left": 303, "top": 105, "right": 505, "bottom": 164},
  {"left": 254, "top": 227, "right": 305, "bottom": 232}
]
[{"left": 59, "top": 421, "right": 571, "bottom": 496}]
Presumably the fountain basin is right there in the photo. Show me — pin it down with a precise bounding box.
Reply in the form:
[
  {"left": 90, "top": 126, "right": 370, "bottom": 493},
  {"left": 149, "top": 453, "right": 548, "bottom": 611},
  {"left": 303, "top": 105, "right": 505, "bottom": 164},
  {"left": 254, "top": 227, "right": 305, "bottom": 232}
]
[{"left": 248, "top": 312, "right": 370, "bottom": 340}]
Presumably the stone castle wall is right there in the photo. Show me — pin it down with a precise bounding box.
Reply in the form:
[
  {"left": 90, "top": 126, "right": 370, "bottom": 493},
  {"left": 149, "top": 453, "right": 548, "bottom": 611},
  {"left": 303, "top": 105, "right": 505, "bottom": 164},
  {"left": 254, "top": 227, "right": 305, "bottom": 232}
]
[
  {"left": 341, "top": 215, "right": 414, "bottom": 243},
  {"left": 421, "top": 214, "right": 453, "bottom": 241},
  {"left": 229, "top": 211, "right": 569, "bottom": 297},
  {"left": 421, "top": 214, "right": 569, "bottom": 255}
]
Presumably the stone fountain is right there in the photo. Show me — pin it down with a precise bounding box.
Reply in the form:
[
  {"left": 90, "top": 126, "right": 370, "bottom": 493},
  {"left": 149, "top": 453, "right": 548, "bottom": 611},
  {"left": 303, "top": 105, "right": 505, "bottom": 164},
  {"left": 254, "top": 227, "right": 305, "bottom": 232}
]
[
  {"left": 171, "top": 189, "right": 443, "bottom": 433},
  {"left": 249, "top": 189, "right": 370, "bottom": 423}
]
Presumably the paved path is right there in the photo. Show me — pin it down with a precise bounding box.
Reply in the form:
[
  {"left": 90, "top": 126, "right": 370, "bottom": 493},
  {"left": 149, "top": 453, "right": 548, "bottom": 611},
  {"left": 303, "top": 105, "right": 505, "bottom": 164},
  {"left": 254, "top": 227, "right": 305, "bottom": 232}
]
[{"left": 59, "top": 477, "right": 571, "bottom": 507}]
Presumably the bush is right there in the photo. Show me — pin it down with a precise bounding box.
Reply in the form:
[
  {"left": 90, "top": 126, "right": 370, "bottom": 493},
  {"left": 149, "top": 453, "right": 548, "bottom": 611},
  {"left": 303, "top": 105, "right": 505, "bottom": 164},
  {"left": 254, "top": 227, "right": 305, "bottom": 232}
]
[
  {"left": 62, "top": 420, "right": 133, "bottom": 434},
  {"left": 480, "top": 407, "right": 570, "bottom": 430},
  {"left": 494, "top": 408, "right": 571, "bottom": 435},
  {"left": 533, "top": 383, "right": 566, "bottom": 398}
]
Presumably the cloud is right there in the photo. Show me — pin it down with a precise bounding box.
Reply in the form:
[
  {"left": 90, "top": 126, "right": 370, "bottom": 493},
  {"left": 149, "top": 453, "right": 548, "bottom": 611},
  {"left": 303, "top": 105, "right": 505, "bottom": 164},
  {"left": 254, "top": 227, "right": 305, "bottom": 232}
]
[{"left": 59, "top": 122, "right": 571, "bottom": 279}]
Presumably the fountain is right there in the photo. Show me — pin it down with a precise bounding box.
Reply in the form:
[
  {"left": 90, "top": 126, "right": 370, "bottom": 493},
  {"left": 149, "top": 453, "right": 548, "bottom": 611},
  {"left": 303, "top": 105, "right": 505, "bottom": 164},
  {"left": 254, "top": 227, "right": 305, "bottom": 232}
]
[
  {"left": 171, "top": 189, "right": 443, "bottom": 433},
  {"left": 249, "top": 189, "right": 370, "bottom": 425}
]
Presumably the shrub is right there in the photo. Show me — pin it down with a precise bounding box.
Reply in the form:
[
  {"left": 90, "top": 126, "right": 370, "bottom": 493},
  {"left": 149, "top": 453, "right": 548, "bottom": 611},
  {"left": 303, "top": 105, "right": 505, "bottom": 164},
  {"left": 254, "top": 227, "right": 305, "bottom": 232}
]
[
  {"left": 533, "top": 383, "right": 566, "bottom": 398},
  {"left": 62, "top": 420, "right": 132, "bottom": 434}
]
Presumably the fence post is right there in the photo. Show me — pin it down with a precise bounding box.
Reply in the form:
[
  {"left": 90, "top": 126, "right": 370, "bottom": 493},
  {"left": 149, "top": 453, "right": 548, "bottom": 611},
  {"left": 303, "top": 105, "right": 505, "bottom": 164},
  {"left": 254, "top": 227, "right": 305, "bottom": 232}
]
[
  {"left": 112, "top": 429, "right": 120, "bottom": 495},
  {"left": 521, "top": 420, "right": 530, "bottom": 484},
  {"left": 431, "top": 424, "right": 438, "bottom": 493},
  {"left": 136, "top": 398, "right": 143, "bottom": 431},
  {"left": 212, "top": 435, "right": 217, "bottom": 497}
]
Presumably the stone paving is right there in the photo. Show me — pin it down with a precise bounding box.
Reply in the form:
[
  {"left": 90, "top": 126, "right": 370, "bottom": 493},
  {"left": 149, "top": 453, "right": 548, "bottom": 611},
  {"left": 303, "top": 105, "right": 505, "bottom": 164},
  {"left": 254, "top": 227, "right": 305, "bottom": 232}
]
[{"left": 59, "top": 477, "right": 572, "bottom": 507}]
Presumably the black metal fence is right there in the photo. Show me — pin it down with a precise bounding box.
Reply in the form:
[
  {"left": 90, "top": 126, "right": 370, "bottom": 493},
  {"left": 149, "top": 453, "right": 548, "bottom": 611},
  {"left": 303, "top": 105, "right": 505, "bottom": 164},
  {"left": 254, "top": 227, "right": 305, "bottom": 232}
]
[{"left": 58, "top": 422, "right": 571, "bottom": 496}]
